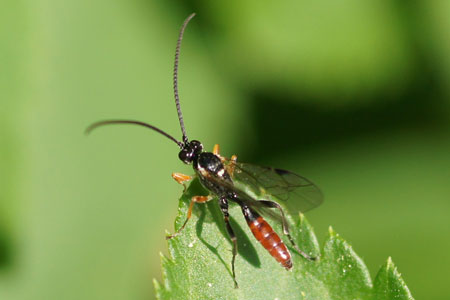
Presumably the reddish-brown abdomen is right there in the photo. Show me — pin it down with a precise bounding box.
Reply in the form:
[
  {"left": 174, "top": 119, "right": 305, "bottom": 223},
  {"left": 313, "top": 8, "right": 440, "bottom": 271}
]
[{"left": 248, "top": 216, "right": 292, "bottom": 269}]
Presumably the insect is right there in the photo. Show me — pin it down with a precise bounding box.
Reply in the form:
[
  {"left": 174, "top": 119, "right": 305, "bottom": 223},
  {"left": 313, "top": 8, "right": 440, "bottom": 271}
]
[{"left": 86, "top": 13, "right": 323, "bottom": 288}]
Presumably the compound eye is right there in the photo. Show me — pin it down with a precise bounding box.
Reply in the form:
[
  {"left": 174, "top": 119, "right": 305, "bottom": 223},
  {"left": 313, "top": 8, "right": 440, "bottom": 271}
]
[
  {"left": 191, "top": 140, "right": 203, "bottom": 153},
  {"left": 178, "top": 150, "right": 188, "bottom": 163},
  {"left": 178, "top": 149, "right": 193, "bottom": 164}
]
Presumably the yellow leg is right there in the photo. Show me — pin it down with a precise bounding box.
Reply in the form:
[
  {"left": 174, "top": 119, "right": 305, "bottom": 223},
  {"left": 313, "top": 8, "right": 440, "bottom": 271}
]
[
  {"left": 213, "top": 144, "right": 220, "bottom": 155},
  {"left": 213, "top": 144, "right": 228, "bottom": 164},
  {"left": 227, "top": 154, "right": 238, "bottom": 177},
  {"left": 172, "top": 172, "right": 192, "bottom": 191},
  {"left": 212, "top": 144, "right": 238, "bottom": 176},
  {"left": 166, "top": 195, "right": 213, "bottom": 239}
]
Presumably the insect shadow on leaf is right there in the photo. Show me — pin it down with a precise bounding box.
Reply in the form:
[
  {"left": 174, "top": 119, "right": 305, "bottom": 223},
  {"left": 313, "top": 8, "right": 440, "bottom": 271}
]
[{"left": 183, "top": 179, "right": 261, "bottom": 271}]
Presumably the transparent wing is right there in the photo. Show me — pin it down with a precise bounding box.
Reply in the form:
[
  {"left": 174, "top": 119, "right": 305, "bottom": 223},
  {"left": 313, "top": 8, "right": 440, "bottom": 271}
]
[
  {"left": 225, "top": 160, "right": 323, "bottom": 215},
  {"left": 203, "top": 173, "right": 286, "bottom": 223}
]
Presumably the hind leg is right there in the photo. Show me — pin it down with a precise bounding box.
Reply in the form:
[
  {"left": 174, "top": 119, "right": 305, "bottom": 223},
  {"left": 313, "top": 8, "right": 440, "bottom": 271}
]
[{"left": 219, "top": 197, "right": 239, "bottom": 288}]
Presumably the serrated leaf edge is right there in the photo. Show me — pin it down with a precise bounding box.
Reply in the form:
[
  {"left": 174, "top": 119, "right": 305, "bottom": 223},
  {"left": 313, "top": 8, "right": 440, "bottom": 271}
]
[
  {"left": 373, "top": 256, "right": 415, "bottom": 300},
  {"left": 155, "top": 192, "right": 415, "bottom": 300}
]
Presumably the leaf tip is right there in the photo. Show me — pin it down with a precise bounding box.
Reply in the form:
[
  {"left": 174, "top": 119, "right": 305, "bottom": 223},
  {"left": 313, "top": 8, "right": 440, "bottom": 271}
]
[
  {"left": 153, "top": 278, "right": 161, "bottom": 290},
  {"left": 297, "top": 213, "right": 307, "bottom": 230},
  {"left": 296, "top": 213, "right": 320, "bottom": 257},
  {"left": 328, "top": 226, "right": 337, "bottom": 237},
  {"left": 386, "top": 256, "right": 394, "bottom": 269},
  {"left": 373, "top": 257, "right": 415, "bottom": 300},
  {"left": 299, "top": 212, "right": 305, "bottom": 220}
]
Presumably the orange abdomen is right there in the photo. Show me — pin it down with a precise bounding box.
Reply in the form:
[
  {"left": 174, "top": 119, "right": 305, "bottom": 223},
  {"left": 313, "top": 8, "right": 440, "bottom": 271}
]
[{"left": 248, "top": 216, "right": 292, "bottom": 270}]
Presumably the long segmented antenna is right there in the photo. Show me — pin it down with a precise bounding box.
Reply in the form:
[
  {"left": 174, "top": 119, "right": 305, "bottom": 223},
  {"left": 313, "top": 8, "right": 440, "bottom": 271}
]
[
  {"left": 86, "top": 13, "right": 196, "bottom": 149},
  {"left": 174, "top": 13, "right": 196, "bottom": 145},
  {"left": 85, "top": 120, "right": 183, "bottom": 148}
]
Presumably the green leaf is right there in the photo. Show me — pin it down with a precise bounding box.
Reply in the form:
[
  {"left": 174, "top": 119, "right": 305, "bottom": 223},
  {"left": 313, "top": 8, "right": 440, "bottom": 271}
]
[
  {"left": 155, "top": 179, "right": 414, "bottom": 300},
  {"left": 372, "top": 257, "right": 414, "bottom": 300}
]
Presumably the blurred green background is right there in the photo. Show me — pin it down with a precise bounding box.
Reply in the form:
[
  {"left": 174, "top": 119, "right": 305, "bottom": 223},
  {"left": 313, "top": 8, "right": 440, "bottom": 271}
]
[{"left": 1, "top": 1, "right": 449, "bottom": 299}]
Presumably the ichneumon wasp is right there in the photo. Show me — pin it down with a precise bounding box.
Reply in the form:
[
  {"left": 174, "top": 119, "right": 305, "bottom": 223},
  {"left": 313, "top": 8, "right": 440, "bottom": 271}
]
[{"left": 86, "top": 13, "right": 323, "bottom": 288}]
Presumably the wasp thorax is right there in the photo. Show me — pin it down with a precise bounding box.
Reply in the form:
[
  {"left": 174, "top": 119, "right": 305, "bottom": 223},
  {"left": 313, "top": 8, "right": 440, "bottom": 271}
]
[
  {"left": 198, "top": 152, "right": 222, "bottom": 173},
  {"left": 178, "top": 140, "right": 203, "bottom": 164}
]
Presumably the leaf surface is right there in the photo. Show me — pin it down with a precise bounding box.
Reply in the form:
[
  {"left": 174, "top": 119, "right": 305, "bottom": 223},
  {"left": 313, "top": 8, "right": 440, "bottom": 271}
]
[{"left": 155, "top": 179, "right": 414, "bottom": 300}]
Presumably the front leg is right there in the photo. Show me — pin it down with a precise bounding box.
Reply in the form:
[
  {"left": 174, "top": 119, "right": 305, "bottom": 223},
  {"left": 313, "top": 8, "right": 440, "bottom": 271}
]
[
  {"left": 172, "top": 172, "right": 192, "bottom": 192},
  {"left": 166, "top": 195, "right": 213, "bottom": 240}
]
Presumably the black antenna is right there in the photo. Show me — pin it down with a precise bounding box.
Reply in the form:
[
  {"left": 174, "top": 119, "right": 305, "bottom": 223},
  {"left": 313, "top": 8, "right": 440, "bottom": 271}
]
[
  {"left": 85, "top": 120, "right": 183, "bottom": 148},
  {"left": 174, "top": 13, "right": 196, "bottom": 145},
  {"left": 86, "top": 13, "right": 197, "bottom": 149}
]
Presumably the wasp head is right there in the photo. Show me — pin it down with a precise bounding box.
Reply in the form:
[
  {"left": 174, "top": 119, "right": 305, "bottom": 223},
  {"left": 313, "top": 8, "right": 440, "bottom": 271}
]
[{"left": 178, "top": 140, "right": 203, "bottom": 164}]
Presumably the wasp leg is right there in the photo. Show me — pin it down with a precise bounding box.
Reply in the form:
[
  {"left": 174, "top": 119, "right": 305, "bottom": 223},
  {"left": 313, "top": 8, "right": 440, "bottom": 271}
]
[
  {"left": 213, "top": 144, "right": 226, "bottom": 164},
  {"left": 213, "top": 144, "right": 220, "bottom": 156},
  {"left": 166, "top": 195, "right": 212, "bottom": 240},
  {"left": 212, "top": 144, "right": 238, "bottom": 177},
  {"left": 257, "top": 200, "right": 318, "bottom": 261},
  {"left": 227, "top": 155, "right": 237, "bottom": 177},
  {"left": 172, "top": 172, "right": 192, "bottom": 192},
  {"left": 219, "top": 196, "right": 239, "bottom": 288}
]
